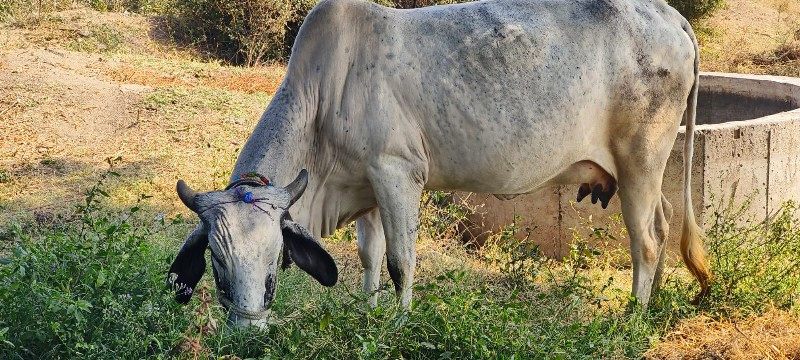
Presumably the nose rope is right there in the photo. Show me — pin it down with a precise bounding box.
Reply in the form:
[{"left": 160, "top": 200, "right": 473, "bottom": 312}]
[{"left": 218, "top": 294, "right": 273, "bottom": 320}]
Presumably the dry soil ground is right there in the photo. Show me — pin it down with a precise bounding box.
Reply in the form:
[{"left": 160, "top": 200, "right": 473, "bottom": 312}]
[{"left": 1, "top": 2, "right": 799, "bottom": 358}]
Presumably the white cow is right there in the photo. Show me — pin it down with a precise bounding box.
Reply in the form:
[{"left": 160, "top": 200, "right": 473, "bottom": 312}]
[{"left": 168, "top": 0, "right": 710, "bottom": 329}]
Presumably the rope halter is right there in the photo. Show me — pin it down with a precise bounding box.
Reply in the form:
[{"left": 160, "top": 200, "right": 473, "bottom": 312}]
[{"left": 218, "top": 294, "right": 273, "bottom": 321}]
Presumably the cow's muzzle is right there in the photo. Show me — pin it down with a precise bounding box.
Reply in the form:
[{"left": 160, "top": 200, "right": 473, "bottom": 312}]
[{"left": 218, "top": 295, "right": 272, "bottom": 329}]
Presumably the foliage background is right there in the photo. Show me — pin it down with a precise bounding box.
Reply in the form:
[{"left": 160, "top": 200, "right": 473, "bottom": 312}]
[{"left": 0, "top": 0, "right": 726, "bottom": 65}]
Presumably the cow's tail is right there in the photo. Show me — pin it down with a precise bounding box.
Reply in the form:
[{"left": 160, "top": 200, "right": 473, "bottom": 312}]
[{"left": 680, "top": 21, "right": 711, "bottom": 303}]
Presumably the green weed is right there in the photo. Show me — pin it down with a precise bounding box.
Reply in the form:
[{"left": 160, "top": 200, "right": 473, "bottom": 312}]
[
  {"left": 701, "top": 197, "right": 800, "bottom": 316},
  {"left": 0, "top": 161, "right": 189, "bottom": 358}
]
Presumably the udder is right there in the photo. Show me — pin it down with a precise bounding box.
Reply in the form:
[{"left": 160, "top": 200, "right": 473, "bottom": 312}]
[{"left": 550, "top": 160, "right": 618, "bottom": 209}]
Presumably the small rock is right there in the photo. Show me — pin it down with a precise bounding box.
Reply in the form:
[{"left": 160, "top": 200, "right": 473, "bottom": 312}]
[{"left": 77, "top": 28, "right": 91, "bottom": 37}]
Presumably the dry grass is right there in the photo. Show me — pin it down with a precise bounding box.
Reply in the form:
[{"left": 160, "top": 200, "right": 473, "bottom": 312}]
[
  {"left": 697, "top": 0, "right": 800, "bottom": 76},
  {"left": 0, "top": 9, "right": 277, "bottom": 226},
  {"left": 105, "top": 62, "right": 285, "bottom": 94},
  {"left": 647, "top": 309, "right": 800, "bottom": 359}
]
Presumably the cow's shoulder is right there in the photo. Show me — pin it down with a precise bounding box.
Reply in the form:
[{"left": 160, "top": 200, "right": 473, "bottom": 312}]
[{"left": 305, "top": 0, "right": 386, "bottom": 26}]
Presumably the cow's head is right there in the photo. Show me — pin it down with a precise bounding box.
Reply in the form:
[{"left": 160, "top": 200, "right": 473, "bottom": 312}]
[{"left": 167, "top": 170, "right": 337, "bottom": 329}]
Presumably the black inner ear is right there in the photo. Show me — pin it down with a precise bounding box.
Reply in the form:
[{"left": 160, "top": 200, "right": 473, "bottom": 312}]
[
  {"left": 281, "top": 220, "right": 338, "bottom": 287},
  {"left": 167, "top": 225, "right": 209, "bottom": 304}
]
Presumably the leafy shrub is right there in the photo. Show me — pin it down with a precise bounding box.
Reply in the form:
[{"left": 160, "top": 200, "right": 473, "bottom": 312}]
[
  {"left": 419, "top": 191, "right": 475, "bottom": 243},
  {"left": 701, "top": 198, "right": 800, "bottom": 315},
  {"left": 0, "top": 166, "right": 188, "bottom": 358},
  {"left": 667, "top": 0, "right": 725, "bottom": 21},
  {"left": 0, "top": 0, "right": 71, "bottom": 23},
  {"left": 167, "top": 0, "right": 298, "bottom": 66},
  {"left": 481, "top": 214, "right": 544, "bottom": 285},
  {"left": 166, "top": 0, "right": 478, "bottom": 66}
]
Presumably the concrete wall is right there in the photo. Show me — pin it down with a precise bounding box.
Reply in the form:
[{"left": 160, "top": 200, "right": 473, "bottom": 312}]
[{"left": 461, "top": 73, "right": 800, "bottom": 260}]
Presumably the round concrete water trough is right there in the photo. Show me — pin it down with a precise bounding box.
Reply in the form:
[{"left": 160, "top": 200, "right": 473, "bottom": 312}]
[{"left": 461, "top": 72, "right": 800, "bottom": 259}]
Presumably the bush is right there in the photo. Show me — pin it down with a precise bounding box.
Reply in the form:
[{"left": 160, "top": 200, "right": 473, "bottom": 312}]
[
  {"left": 0, "top": 166, "right": 188, "bottom": 358},
  {"left": 168, "top": 0, "right": 300, "bottom": 66},
  {"left": 667, "top": 0, "right": 725, "bottom": 21},
  {"left": 166, "top": 0, "right": 478, "bottom": 66},
  {"left": 701, "top": 198, "right": 800, "bottom": 315}
]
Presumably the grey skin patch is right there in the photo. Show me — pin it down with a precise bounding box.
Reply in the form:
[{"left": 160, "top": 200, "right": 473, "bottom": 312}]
[
  {"left": 573, "top": 0, "right": 619, "bottom": 22},
  {"left": 634, "top": 6, "right": 654, "bottom": 21},
  {"left": 385, "top": 52, "right": 395, "bottom": 60},
  {"left": 419, "top": 22, "right": 435, "bottom": 35},
  {"left": 637, "top": 54, "right": 670, "bottom": 78}
]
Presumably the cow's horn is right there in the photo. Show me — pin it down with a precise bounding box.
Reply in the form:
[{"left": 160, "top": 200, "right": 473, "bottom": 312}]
[
  {"left": 285, "top": 169, "right": 308, "bottom": 206},
  {"left": 176, "top": 180, "right": 199, "bottom": 212}
]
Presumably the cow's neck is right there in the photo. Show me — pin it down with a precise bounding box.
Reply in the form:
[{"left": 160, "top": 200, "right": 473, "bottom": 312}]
[{"left": 231, "top": 82, "right": 354, "bottom": 239}]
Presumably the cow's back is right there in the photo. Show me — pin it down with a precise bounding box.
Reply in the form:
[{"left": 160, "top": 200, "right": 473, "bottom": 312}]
[{"left": 290, "top": 0, "right": 696, "bottom": 194}]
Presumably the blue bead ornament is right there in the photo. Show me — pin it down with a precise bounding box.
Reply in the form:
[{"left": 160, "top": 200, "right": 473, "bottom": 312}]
[{"left": 243, "top": 192, "right": 253, "bottom": 203}]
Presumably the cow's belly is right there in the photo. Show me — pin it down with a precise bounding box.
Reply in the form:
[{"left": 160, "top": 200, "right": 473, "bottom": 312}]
[
  {"left": 422, "top": 110, "right": 608, "bottom": 195},
  {"left": 418, "top": 71, "right": 616, "bottom": 194}
]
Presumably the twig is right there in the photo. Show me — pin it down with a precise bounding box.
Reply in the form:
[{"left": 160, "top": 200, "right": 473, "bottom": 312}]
[
  {"left": 0, "top": 101, "right": 20, "bottom": 117},
  {"left": 165, "top": 126, "right": 190, "bottom": 133},
  {"left": 125, "top": 109, "right": 141, "bottom": 129}
]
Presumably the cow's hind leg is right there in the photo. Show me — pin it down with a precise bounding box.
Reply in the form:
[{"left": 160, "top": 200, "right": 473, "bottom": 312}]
[
  {"left": 651, "top": 194, "right": 673, "bottom": 297},
  {"left": 367, "top": 156, "right": 425, "bottom": 308},
  {"left": 357, "top": 208, "right": 386, "bottom": 308},
  {"left": 618, "top": 174, "right": 669, "bottom": 306}
]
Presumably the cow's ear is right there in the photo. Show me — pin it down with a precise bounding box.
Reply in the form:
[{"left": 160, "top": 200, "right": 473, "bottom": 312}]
[
  {"left": 167, "top": 224, "right": 208, "bottom": 304},
  {"left": 281, "top": 219, "right": 338, "bottom": 287}
]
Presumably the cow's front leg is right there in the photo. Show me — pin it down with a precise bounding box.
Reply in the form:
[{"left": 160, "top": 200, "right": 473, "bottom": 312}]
[
  {"left": 356, "top": 208, "right": 386, "bottom": 308},
  {"left": 367, "top": 157, "right": 425, "bottom": 308}
]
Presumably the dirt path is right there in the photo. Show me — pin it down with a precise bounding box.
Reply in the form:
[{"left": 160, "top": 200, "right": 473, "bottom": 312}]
[{"left": 0, "top": 10, "right": 284, "bottom": 224}]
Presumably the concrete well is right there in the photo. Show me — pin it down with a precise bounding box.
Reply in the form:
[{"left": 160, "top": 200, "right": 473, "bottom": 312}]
[{"left": 460, "top": 72, "right": 800, "bottom": 259}]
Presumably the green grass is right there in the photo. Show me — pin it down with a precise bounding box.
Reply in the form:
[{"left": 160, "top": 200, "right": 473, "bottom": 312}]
[
  {"left": 1, "top": 168, "right": 800, "bottom": 358},
  {"left": 67, "top": 23, "right": 125, "bottom": 53},
  {"left": 0, "top": 160, "right": 800, "bottom": 359}
]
